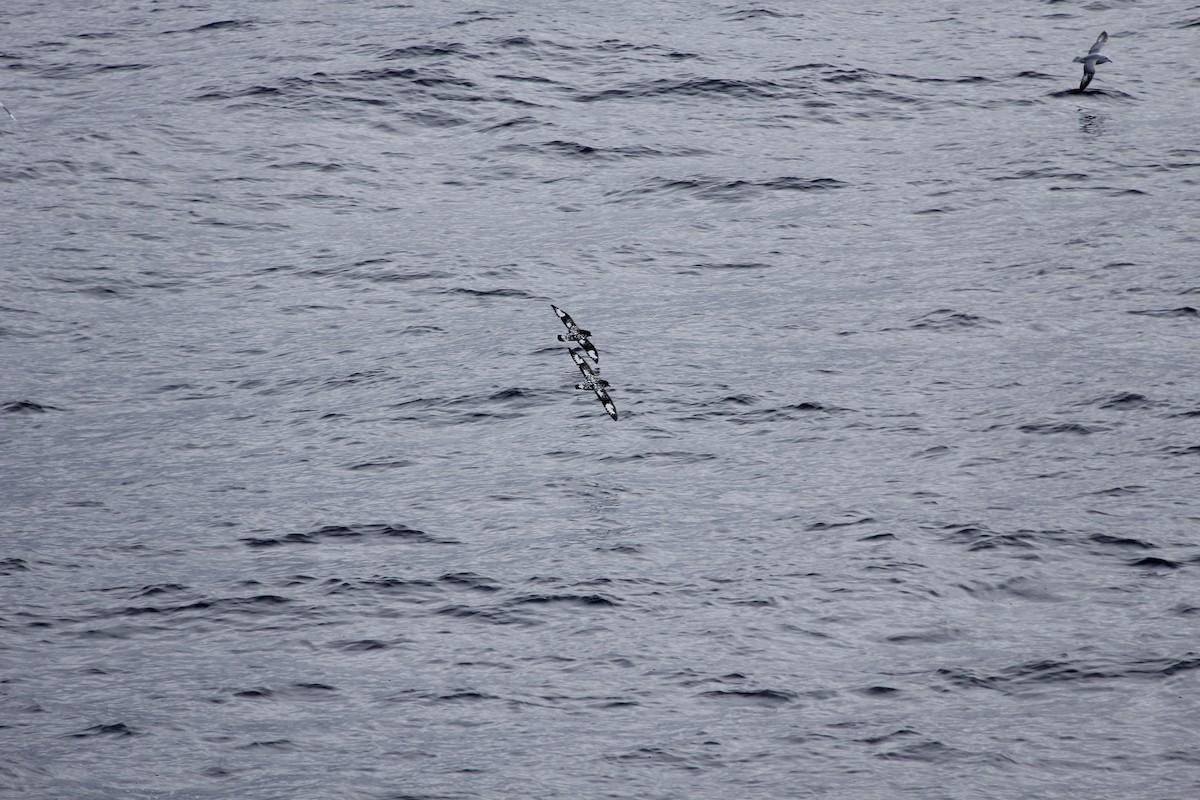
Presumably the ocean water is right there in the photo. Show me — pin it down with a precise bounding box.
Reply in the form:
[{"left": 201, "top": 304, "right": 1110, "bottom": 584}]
[{"left": 2, "top": 2, "right": 1199, "bottom": 798}]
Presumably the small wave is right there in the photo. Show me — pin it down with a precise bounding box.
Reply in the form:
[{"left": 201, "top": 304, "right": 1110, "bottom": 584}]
[
  {"left": 177, "top": 19, "right": 255, "bottom": 34},
  {"left": 3, "top": 400, "right": 59, "bottom": 413},
  {"left": 241, "top": 523, "right": 455, "bottom": 548},
  {"left": 697, "top": 688, "right": 795, "bottom": 705},
  {"left": 1090, "top": 392, "right": 1156, "bottom": 410},
  {"left": 904, "top": 309, "right": 999, "bottom": 330},
  {"left": 605, "top": 175, "right": 844, "bottom": 205},
  {"left": 60, "top": 723, "right": 144, "bottom": 739},
  {"left": 573, "top": 76, "right": 788, "bottom": 103},
  {"left": 1128, "top": 306, "right": 1198, "bottom": 318},
  {"left": 1017, "top": 422, "right": 1106, "bottom": 435},
  {"left": 497, "top": 140, "right": 710, "bottom": 162}
]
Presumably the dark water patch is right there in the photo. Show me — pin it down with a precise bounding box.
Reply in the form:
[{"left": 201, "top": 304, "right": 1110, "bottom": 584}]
[
  {"left": 605, "top": 175, "right": 844, "bottom": 205},
  {"left": 885, "top": 628, "right": 963, "bottom": 645},
  {"left": 1091, "top": 392, "right": 1156, "bottom": 410},
  {"left": 322, "top": 575, "right": 438, "bottom": 597},
  {"left": 509, "top": 593, "right": 619, "bottom": 608},
  {"left": 382, "top": 44, "right": 468, "bottom": 60},
  {"left": 957, "top": 576, "right": 1062, "bottom": 602},
  {"left": 975, "top": 653, "right": 1200, "bottom": 692},
  {"left": 807, "top": 516, "right": 876, "bottom": 531},
  {"left": 390, "top": 395, "right": 531, "bottom": 425},
  {"left": 688, "top": 261, "right": 773, "bottom": 271},
  {"left": 61, "top": 722, "right": 143, "bottom": 739},
  {"left": 596, "top": 543, "right": 643, "bottom": 554},
  {"left": 236, "top": 739, "right": 295, "bottom": 751},
  {"left": 436, "top": 604, "right": 537, "bottom": 626},
  {"left": 858, "top": 685, "right": 900, "bottom": 697},
  {"left": 599, "top": 451, "right": 717, "bottom": 464},
  {"left": 423, "top": 691, "right": 504, "bottom": 705},
  {"left": 404, "top": 108, "right": 472, "bottom": 128},
  {"left": 904, "top": 309, "right": 999, "bottom": 331},
  {"left": 3, "top": 400, "right": 59, "bottom": 413},
  {"left": 348, "top": 66, "right": 476, "bottom": 91},
  {"left": 499, "top": 140, "right": 708, "bottom": 161},
  {"left": 1128, "top": 306, "right": 1198, "bottom": 318},
  {"left": 489, "top": 387, "right": 534, "bottom": 402},
  {"left": 907, "top": 74, "right": 990, "bottom": 85},
  {"left": 991, "top": 168, "right": 1088, "bottom": 182},
  {"left": 1088, "top": 533, "right": 1155, "bottom": 550},
  {"left": 725, "top": 8, "right": 799, "bottom": 21},
  {"left": 1084, "top": 486, "right": 1147, "bottom": 497},
  {"left": 857, "top": 728, "right": 920, "bottom": 746},
  {"left": 176, "top": 19, "right": 255, "bottom": 34},
  {"left": 939, "top": 524, "right": 1037, "bottom": 552},
  {"left": 1159, "top": 444, "right": 1200, "bottom": 455},
  {"left": 813, "top": 67, "right": 877, "bottom": 84},
  {"left": 1017, "top": 422, "right": 1106, "bottom": 435},
  {"left": 348, "top": 459, "right": 414, "bottom": 471},
  {"left": 0, "top": 557, "right": 30, "bottom": 575},
  {"left": 605, "top": 746, "right": 700, "bottom": 768},
  {"left": 591, "top": 39, "right": 699, "bottom": 62},
  {"left": 330, "top": 639, "right": 390, "bottom": 652},
  {"left": 876, "top": 740, "right": 990, "bottom": 764},
  {"left": 439, "top": 572, "right": 501, "bottom": 592},
  {"left": 698, "top": 688, "right": 796, "bottom": 706},
  {"left": 1129, "top": 557, "right": 1183, "bottom": 570},
  {"left": 574, "top": 76, "right": 788, "bottom": 103},
  {"left": 480, "top": 114, "right": 542, "bottom": 131},
  {"left": 494, "top": 35, "right": 540, "bottom": 48},
  {"left": 117, "top": 598, "right": 219, "bottom": 617},
  {"left": 241, "top": 523, "right": 456, "bottom": 548},
  {"left": 438, "top": 286, "right": 533, "bottom": 298}
]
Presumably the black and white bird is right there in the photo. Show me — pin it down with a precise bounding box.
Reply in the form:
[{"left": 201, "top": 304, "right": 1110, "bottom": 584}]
[
  {"left": 551, "top": 304, "right": 599, "bottom": 362},
  {"left": 1074, "top": 31, "right": 1111, "bottom": 92},
  {"left": 569, "top": 347, "right": 618, "bottom": 421}
]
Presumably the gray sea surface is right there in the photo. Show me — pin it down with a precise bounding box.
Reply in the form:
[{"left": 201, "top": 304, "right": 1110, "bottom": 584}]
[{"left": 2, "top": 1, "right": 1199, "bottom": 798}]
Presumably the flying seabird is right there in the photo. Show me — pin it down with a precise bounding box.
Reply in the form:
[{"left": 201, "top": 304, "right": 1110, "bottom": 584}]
[
  {"left": 551, "top": 304, "right": 599, "bottom": 362},
  {"left": 568, "top": 347, "right": 604, "bottom": 382},
  {"left": 1074, "top": 31, "right": 1111, "bottom": 92},
  {"left": 568, "top": 348, "right": 618, "bottom": 421},
  {"left": 571, "top": 362, "right": 619, "bottom": 419}
]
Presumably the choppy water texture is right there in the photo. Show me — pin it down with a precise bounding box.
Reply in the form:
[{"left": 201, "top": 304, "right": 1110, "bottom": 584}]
[{"left": 2, "top": 1, "right": 1199, "bottom": 798}]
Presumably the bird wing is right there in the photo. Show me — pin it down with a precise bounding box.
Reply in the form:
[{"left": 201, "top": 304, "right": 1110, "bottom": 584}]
[
  {"left": 570, "top": 348, "right": 600, "bottom": 379},
  {"left": 593, "top": 386, "right": 619, "bottom": 421},
  {"left": 551, "top": 304, "right": 576, "bottom": 330},
  {"left": 1089, "top": 31, "right": 1108, "bottom": 54},
  {"left": 578, "top": 337, "right": 599, "bottom": 363}
]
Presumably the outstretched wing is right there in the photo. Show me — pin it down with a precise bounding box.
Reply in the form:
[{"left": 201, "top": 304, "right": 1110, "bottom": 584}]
[
  {"left": 1089, "top": 31, "right": 1108, "bottom": 54},
  {"left": 593, "top": 385, "right": 618, "bottom": 421},
  {"left": 551, "top": 304, "right": 577, "bottom": 330},
  {"left": 568, "top": 347, "right": 587, "bottom": 368},
  {"left": 568, "top": 347, "right": 596, "bottom": 375},
  {"left": 577, "top": 336, "right": 599, "bottom": 363}
]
